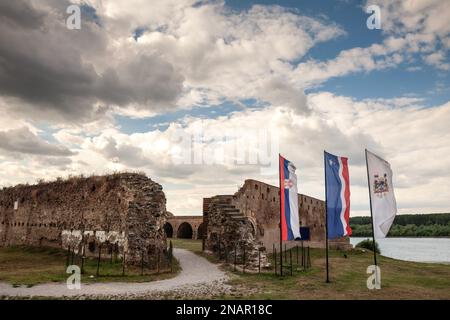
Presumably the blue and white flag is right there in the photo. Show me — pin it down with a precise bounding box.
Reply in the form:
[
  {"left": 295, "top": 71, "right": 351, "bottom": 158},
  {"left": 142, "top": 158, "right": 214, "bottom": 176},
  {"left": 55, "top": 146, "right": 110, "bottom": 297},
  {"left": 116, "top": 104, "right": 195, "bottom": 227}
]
[
  {"left": 279, "top": 155, "right": 301, "bottom": 241},
  {"left": 325, "top": 151, "right": 352, "bottom": 239}
]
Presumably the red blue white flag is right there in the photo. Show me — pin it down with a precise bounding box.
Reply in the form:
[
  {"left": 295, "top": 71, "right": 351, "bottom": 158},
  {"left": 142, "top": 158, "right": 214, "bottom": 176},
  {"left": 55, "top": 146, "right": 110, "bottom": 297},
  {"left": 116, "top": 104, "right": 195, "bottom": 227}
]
[
  {"left": 325, "top": 151, "right": 352, "bottom": 239},
  {"left": 279, "top": 155, "right": 301, "bottom": 241}
]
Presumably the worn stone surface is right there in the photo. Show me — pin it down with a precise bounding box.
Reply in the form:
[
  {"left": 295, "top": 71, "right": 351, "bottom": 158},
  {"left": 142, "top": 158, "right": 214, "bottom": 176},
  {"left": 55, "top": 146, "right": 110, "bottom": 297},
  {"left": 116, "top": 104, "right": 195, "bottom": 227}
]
[
  {"left": 205, "top": 195, "right": 270, "bottom": 271},
  {"left": 0, "top": 173, "right": 167, "bottom": 264}
]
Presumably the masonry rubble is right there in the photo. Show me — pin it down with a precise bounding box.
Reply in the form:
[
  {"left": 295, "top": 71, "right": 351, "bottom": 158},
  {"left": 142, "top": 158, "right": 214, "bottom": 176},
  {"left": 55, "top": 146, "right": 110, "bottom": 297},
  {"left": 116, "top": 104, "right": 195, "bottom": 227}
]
[{"left": 205, "top": 195, "right": 270, "bottom": 271}]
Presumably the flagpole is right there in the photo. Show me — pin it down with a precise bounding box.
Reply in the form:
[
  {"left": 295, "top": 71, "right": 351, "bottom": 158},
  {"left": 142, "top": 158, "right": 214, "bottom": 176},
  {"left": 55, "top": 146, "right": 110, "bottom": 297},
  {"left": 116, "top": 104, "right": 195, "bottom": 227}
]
[
  {"left": 324, "top": 151, "right": 330, "bottom": 283},
  {"left": 278, "top": 154, "right": 283, "bottom": 277},
  {"left": 365, "top": 149, "right": 378, "bottom": 266}
]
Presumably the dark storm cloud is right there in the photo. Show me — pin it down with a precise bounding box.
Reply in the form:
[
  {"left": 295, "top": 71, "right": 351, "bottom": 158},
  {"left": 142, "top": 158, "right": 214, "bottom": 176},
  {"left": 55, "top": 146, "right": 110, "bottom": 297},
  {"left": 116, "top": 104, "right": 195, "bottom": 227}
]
[
  {"left": 0, "top": 0, "right": 184, "bottom": 122},
  {"left": 0, "top": 0, "right": 45, "bottom": 29},
  {"left": 98, "top": 54, "right": 184, "bottom": 107},
  {"left": 0, "top": 127, "right": 75, "bottom": 156}
]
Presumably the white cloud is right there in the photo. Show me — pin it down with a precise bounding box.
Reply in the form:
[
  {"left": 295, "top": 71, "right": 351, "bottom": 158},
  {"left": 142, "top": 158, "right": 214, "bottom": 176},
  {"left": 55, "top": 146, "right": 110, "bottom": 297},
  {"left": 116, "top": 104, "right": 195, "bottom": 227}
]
[
  {"left": 13, "top": 92, "right": 443, "bottom": 216},
  {"left": 423, "top": 51, "right": 450, "bottom": 70},
  {"left": 0, "top": 0, "right": 449, "bottom": 218}
]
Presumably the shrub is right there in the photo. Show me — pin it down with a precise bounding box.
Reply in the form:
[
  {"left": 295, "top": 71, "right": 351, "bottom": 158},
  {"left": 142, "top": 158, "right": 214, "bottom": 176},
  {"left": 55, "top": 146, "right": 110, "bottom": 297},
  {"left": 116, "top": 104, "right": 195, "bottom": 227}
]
[{"left": 355, "top": 238, "right": 381, "bottom": 254}]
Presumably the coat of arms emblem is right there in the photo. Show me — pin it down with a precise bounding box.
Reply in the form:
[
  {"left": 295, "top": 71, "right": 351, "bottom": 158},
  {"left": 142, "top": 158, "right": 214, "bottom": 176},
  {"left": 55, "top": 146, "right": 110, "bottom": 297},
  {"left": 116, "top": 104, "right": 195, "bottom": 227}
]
[
  {"left": 373, "top": 173, "right": 389, "bottom": 196},
  {"left": 284, "top": 179, "right": 294, "bottom": 189}
]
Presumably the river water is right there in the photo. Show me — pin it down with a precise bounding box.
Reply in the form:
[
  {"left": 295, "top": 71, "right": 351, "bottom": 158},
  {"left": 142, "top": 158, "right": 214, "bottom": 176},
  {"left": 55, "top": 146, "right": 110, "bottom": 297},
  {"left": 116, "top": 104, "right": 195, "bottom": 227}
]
[{"left": 350, "top": 237, "right": 450, "bottom": 264}]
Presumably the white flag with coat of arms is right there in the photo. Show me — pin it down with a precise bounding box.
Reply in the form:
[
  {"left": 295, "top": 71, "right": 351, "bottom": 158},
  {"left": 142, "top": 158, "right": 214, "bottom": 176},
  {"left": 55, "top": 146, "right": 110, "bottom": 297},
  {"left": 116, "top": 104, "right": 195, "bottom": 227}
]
[{"left": 366, "top": 150, "right": 397, "bottom": 238}]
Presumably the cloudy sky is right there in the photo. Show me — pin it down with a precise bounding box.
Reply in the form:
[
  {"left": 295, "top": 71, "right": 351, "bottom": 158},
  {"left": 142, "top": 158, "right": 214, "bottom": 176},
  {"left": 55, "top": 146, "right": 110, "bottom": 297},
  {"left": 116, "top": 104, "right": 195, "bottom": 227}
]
[{"left": 0, "top": 0, "right": 449, "bottom": 216}]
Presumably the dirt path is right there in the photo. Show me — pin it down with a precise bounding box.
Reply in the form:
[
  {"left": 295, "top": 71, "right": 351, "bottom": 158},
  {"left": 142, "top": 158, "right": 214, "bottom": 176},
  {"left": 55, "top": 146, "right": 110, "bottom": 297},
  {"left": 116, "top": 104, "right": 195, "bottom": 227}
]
[{"left": 0, "top": 248, "right": 229, "bottom": 298}]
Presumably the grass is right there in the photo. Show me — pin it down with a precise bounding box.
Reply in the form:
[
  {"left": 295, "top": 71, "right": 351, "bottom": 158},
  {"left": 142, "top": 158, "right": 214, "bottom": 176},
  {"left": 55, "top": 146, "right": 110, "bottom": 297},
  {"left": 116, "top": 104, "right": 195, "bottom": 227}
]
[
  {"left": 0, "top": 246, "right": 180, "bottom": 286},
  {"left": 172, "top": 238, "right": 450, "bottom": 300},
  {"left": 170, "top": 238, "right": 203, "bottom": 253}
]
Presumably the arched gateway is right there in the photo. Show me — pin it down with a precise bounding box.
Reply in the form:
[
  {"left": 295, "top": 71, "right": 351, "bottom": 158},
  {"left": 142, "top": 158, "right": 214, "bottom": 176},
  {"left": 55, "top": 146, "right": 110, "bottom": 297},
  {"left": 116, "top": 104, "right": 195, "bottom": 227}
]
[{"left": 165, "top": 216, "right": 204, "bottom": 239}]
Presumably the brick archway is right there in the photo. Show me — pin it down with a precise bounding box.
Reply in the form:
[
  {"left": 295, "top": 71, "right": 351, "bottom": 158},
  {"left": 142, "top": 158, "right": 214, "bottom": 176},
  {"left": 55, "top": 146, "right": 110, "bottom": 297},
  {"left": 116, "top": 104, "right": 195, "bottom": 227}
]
[
  {"left": 163, "top": 222, "right": 173, "bottom": 238},
  {"left": 166, "top": 216, "right": 203, "bottom": 239},
  {"left": 177, "top": 222, "right": 193, "bottom": 239},
  {"left": 197, "top": 222, "right": 207, "bottom": 239}
]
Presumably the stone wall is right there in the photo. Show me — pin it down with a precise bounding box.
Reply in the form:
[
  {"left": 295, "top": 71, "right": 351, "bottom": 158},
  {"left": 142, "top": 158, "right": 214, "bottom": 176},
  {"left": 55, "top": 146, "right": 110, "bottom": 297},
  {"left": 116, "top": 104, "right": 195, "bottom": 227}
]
[
  {"left": 205, "top": 195, "right": 269, "bottom": 270},
  {"left": 0, "top": 173, "right": 167, "bottom": 265}
]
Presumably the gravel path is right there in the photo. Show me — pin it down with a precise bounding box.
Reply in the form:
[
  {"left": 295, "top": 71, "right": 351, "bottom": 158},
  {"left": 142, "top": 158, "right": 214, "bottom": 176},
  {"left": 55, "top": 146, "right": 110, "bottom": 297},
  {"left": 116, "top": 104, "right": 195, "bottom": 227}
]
[{"left": 0, "top": 248, "right": 229, "bottom": 298}]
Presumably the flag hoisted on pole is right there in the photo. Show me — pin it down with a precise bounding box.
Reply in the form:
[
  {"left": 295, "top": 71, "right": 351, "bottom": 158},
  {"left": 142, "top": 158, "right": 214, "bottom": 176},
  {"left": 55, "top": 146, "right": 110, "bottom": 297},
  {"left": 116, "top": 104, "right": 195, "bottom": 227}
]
[
  {"left": 324, "top": 151, "right": 352, "bottom": 283},
  {"left": 279, "top": 154, "right": 301, "bottom": 276},
  {"left": 365, "top": 149, "right": 397, "bottom": 266}
]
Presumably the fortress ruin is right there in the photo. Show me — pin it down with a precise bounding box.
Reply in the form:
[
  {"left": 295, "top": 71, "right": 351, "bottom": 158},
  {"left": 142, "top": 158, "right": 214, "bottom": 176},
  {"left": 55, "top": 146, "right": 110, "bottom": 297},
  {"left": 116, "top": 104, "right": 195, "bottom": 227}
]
[
  {"left": 203, "top": 179, "right": 352, "bottom": 270},
  {"left": 0, "top": 173, "right": 168, "bottom": 265},
  {"left": 1, "top": 174, "right": 351, "bottom": 270}
]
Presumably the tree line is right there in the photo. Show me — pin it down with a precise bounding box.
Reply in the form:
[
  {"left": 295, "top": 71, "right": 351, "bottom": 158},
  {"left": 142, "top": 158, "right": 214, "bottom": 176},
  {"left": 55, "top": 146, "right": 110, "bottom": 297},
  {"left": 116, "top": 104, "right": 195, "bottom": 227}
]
[{"left": 350, "top": 213, "right": 450, "bottom": 237}]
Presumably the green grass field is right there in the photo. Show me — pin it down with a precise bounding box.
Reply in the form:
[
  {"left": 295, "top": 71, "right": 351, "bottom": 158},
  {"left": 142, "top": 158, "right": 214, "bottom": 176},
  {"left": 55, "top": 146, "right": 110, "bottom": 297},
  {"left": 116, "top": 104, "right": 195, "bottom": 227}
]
[
  {"left": 172, "top": 238, "right": 450, "bottom": 300},
  {"left": 0, "top": 246, "right": 180, "bottom": 286},
  {"left": 170, "top": 238, "right": 203, "bottom": 253}
]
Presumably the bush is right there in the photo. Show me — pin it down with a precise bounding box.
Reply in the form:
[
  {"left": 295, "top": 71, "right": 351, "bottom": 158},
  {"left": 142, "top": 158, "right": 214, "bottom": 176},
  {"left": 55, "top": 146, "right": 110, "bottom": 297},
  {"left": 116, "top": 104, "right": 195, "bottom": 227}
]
[{"left": 355, "top": 238, "right": 381, "bottom": 254}]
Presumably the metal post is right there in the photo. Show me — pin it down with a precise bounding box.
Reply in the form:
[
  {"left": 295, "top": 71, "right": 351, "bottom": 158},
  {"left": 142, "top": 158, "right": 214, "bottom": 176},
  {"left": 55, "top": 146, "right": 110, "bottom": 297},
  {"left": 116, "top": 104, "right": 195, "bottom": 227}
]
[
  {"left": 305, "top": 246, "right": 308, "bottom": 269},
  {"left": 234, "top": 245, "right": 237, "bottom": 271},
  {"left": 169, "top": 240, "right": 173, "bottom": 273},
  {"left": 122, "top": 251, "right": 126, "bottom": 276},
  {"left": 66, "top": 246, "right": 70, "bottom": 267},
  {"left": 324, "top": 151, "right": 330, "bottom": 282},
  {"left": 258, "top": 249, "right": 261, "bottom": 274},
  {"left": 96, "top": 244, "right": 101, "bottom": 277},
  {"left": 243, "top": 246, "right": 246, "bottom": 274},
  {"left": 141, "top": 249, "right": 144, "bottom": 276},
  {"left": 290, "top": 249, "right": 293, "bottom": 276},
  {"left": 296, "top": 245, "right": 299, "bottom": 266},
  {"left": 274, "top": 247, "right": 277, "bottom": 275},
  {"left": 71, "top": 247, "right": 75, "bottom": 265},
  {"left": 308, "top": 247, "right": 311, "bottom": 268},
  {"left": 157, "top": 249, "right": 160, "bottom": 274},
  {"left": 303, "top": 243, "right": 306, "bottom": 271},
  {"left": 279, "top": 154, "right": 283, "bottom": 276},
  {"left": 225, "top": 246, "right": 228, "bottom": 264},
  {"left": 218, "top": 235, "right": 221, "bottom": 259},
  {"left": 81, "top": 243, "right": 85, "bottom": 274},
  {"left": 284, "top": 243, "right": 287, "bottom": 264},
  {"left": 302, "top": 240, "right": 305, "bottom": 267}
]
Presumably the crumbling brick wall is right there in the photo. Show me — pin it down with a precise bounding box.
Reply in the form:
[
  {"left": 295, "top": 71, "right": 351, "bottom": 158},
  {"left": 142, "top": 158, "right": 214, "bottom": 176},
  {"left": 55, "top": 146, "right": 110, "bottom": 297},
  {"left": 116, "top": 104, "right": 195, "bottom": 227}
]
[{"left": 0, "top": 173, "right": 167, "bottom": 264}]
